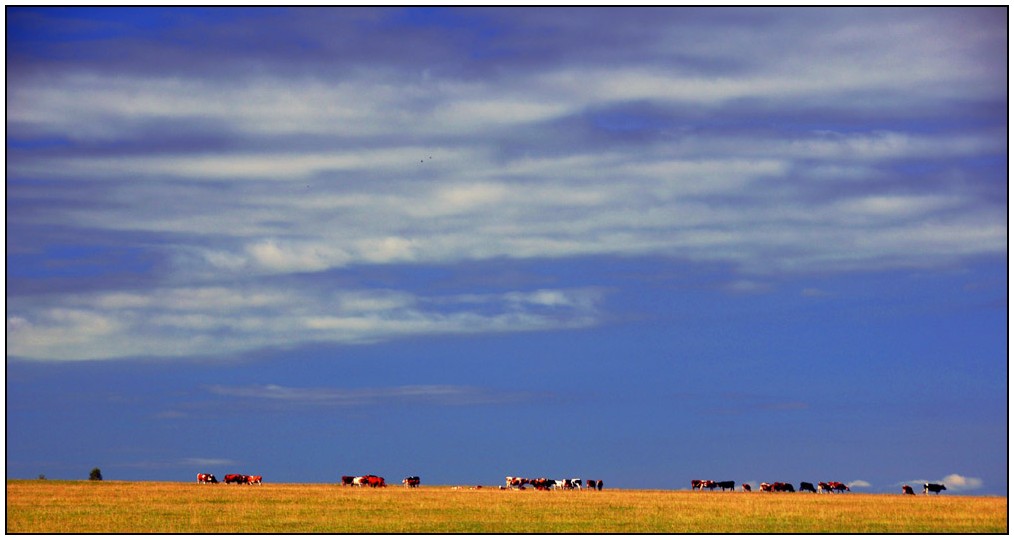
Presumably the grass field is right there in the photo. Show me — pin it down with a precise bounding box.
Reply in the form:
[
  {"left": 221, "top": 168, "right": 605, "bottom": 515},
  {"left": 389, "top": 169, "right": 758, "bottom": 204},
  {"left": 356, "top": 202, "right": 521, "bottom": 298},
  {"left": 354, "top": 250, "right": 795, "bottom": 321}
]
[{"left": 6, "top": 480, "right": 1007, "bottom": 533}]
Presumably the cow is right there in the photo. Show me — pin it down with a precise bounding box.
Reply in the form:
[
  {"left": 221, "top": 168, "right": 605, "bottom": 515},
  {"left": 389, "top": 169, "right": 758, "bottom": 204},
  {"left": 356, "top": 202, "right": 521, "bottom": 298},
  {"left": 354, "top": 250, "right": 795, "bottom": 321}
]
[
  {"left": 741, "top": 483, "right": 752, "bottom": 492},
  {"left": 716, "top": 481, "right": 735, "bottom": 492},
  {"left": 223, "top": 474, "right": 248, "bottom": 485},
  {"left": 247, "top": 475, "right": 262, "bottom": 485},
  {"left": 817, "top": 482, "right": 832, "bottom": 493},
  {"left": 902, "top": 485, "right": 915, "bottom": 495},
  {"left": 799, "top": 482, "right": 817, "bottom": 493},
  {"left": 530, "top": 478, "right": 555, "bottom": 491},
  {"left": 766, "top": 482, "right": 793, "bottom": 492},
  {"left": 506, "top": 476, "right": 528, "bottom": 489},
  {"left": 924, "top": 483, "right": 946, "bottom": 495},
  {"left": 596, "top": 479, "right": 603, "bottom": 491},
  {"left": 568, "top": 478, "right": 582, "bottom": 490},
  {"left": 403, "top": 476, "right": 420, "bottom": 488},
  {"left": 692, "top": 479, "right": 717, "bottom": 491},
  {"left": 587, "top": 479, "right": 597, "bottom": 489},
  {"left": 365, "top": 475, "right": 386, "bottom": 488},
  {"left": 352, "top": 476, "right": 368, "bottom": 487},
  {"left": 341, "top": 476, "right": 355, "bottom": 487},
  {"left": 197, "top": 473, "right": 218, "bottom": 484},
  {"left": 828, "top": 481, "right": 850, "bottom": 493},
  {"left": 759, "top": 482, "right": 773, "bottom": 492}
]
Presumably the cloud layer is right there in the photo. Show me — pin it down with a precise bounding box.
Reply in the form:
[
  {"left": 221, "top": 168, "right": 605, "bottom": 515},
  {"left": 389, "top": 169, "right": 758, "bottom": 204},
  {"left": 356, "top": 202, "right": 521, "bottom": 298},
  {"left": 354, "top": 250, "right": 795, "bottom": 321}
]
[{"left": 7, "top": 8, "right": 1006, "bottom": 361}]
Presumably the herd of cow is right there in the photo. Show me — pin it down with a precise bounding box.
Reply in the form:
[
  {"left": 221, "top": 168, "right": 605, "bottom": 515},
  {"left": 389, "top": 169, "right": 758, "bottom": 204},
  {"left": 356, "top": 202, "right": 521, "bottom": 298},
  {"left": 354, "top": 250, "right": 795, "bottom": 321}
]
[
  {"left": 196, "top": 473, "right": 262, "bottom": 485},
  {"left": 504, "top": 477, "right": 604, "bottom": 491},
  {"left": 691, "top": 479, "right": 948, "bottom": 495},
  {"left": 194, "top": 472, "right": 947, "bottom": 495}
]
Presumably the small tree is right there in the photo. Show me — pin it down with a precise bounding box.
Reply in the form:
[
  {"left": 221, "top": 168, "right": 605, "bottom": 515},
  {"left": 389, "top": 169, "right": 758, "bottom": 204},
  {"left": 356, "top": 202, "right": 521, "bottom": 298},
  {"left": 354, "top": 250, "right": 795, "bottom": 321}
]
[{"left": 89, "top": 468, "right": 103, "bottom": 481}]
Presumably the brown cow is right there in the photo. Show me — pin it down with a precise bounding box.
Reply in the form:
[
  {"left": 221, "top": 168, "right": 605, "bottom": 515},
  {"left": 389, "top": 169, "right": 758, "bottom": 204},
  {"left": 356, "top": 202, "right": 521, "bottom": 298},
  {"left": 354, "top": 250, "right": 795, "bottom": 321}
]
[
  {"left": 902, "top": 485, "right": 915, "bottom": 495},
  {"left": 223, "top": 474, "right": 248, "bottom": 484},
  {"left": 247, "top": 475, "right": 262, "bottom": 485}
]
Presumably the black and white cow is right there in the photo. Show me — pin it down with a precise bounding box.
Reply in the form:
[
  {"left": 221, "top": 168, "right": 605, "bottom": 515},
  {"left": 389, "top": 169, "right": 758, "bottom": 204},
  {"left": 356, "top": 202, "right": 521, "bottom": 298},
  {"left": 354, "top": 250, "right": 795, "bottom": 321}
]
[{"left": 924, "top": 483, "right": 947, "bottom": 494}]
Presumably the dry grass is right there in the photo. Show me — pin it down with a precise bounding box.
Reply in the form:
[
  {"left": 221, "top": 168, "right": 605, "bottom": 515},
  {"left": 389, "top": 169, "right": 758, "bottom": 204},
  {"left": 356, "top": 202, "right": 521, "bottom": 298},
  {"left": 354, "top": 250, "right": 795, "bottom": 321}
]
[{"left": 6, "top": 480, "right": 1007, "bottom": 533}]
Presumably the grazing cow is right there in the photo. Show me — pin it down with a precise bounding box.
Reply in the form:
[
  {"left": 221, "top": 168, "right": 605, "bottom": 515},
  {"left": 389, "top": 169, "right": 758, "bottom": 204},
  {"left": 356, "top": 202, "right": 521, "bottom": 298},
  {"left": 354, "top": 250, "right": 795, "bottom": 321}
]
[
  {"left": 924, "top": 483, "right": 946, "bottom": 495},
  {"left": 817, "top": 482, "right": 832, "bottom": 493},
  {"left": 716, "top": 481, "right": 736, "bottom": 492},
  {"left": 828, "top": 481, "right": 850, "bottom": 493},
  {"left": 553, "top": 480, "right": 567, "bottom": 490},
  {"left": 587, "top": 479, "right": 597, "bottom": 489},
  {"left": 223, "top": 474, "right": 248, "bottom": 485},
  {"left": 247, "top": 475, "right": 262, "bottom": 485},
  {"left": 366, "top": 475, "right": 386, "bottom": 488},
  {"left": 693, "top": 478, "right": 717, "bottom": 490},
  {"left": 506, "top": 476, "right": 528, "bottom": 489},
  {"left": 596, "top": 479, "right": 603, "bottom": 491},
  {"left": 403, "top": 476, "right": 421, "bottom": 488},
  {"left": 773, "top": 482, "right": 795, "bottom": 492},
  {"left": 530, "top": 478, "right": 554, "bottom": 491},
  {"left": 902, "top": 485, "right": 915, "bottom": 495},
  {"left": 569, "top": 478, "right": 582, "bottom": 490},
  {"left": 352, "top": 476, "right": 367, "bottom": 487},
  {"left": 759, "top": 483, "right": 773, "bottom": 492},
  {"left": 741, "top": 483, "right": 752, "bottom": 492},
  {"left": 341, "top": 476, "right": 354, "bottom": 487},
  {"left": 197, "top": 473, "right": 218, "bottom": 484},
  {"left": 799, "top": 482, "right": 817, "bottom": 493}
]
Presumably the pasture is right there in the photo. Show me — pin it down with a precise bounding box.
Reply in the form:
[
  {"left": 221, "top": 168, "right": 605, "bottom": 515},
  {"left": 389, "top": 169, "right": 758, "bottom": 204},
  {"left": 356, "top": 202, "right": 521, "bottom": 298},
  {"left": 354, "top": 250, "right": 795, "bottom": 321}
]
[{"left": 6, "top": 480, "right": 1007, "bottom": 533}]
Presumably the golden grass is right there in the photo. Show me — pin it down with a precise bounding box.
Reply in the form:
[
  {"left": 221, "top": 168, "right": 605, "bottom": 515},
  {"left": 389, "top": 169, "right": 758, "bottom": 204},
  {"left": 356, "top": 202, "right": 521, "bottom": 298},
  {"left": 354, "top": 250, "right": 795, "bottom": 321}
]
[{"left": 6, "top": 480, "right": 1007, "bottom": 533}]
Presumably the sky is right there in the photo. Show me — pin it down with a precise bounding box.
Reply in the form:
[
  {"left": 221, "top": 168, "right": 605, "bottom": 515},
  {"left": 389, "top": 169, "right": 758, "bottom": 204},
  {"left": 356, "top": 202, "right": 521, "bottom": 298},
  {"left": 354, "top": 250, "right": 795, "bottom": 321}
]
[{"left": 6, "top": 7, "right": 1008, "bottom": 495}]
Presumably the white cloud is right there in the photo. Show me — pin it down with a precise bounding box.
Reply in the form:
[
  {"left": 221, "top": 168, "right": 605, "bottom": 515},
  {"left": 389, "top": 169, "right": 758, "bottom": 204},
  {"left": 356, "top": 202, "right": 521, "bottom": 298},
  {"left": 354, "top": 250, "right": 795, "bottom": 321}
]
[
  {"left": 207, "top": 383, "right": 545, "bottom": 407},
  {"left": 939, "top": 473, "right": 984, "bottom": 491},
  {"left": 848, "top": 480, "right": 871, "bottom": 489},
  {"left": 6, "top": 285, "right": 603, "bottom": 361}
]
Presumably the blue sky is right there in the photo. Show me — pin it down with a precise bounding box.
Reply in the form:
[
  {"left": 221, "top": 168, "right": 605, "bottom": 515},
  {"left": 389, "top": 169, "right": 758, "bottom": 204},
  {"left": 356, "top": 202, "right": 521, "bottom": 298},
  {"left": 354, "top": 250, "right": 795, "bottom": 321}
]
[{"left": 6, "top": 7, "right": 1007, "bottom": 494}]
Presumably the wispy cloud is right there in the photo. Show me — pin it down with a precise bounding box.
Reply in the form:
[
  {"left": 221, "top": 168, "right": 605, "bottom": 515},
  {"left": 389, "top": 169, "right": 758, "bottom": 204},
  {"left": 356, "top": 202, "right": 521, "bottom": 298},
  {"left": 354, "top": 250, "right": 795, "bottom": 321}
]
[
  {"left": 7, "top": 286, "right": 602, "bottom": 361},
  {"left": 207, "top": 384, "right": 549, "bottom": 407},
  {"left": 7, "top": 8, "right": 1005, "bottom": 364}
]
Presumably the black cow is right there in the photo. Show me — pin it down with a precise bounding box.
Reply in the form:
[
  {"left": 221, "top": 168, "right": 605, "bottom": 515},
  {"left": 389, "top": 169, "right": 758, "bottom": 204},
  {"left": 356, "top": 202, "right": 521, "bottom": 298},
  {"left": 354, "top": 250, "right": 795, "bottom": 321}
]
[
  {"left": 716, "top": 480, "right": 735, "bottom": 491},
  {"left": 924, "top": 483, "right": 946, "bottom": 494},
  {"left": 799, "top": 482, "right": 817, "bottom": 493},
  {"left": 596, "top": 479, "right": 603, "bottom": 491},
  {"left": 902, "top": 485, "right": 915, "bottom": 495}
]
